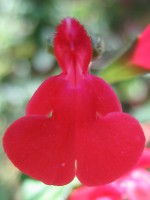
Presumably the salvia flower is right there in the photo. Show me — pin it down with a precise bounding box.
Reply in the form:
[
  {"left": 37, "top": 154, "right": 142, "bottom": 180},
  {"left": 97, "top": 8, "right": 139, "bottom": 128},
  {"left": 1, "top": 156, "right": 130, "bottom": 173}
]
[{"left": 3, "top": 18, "right": 145, "bottom": 186}]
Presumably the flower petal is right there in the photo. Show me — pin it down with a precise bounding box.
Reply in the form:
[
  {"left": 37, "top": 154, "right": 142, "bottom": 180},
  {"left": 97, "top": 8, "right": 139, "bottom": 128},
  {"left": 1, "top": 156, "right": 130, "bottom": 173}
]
[
  {"left": 3, "top": 116, "right": 75, "bottom": 185},
  {"left": 54, "top": 18, "right": 92, "bottom": 73},
  {"left": 131, "top": 25, "right": 150, "bottom": 70},
  {"left": 26, "top": 74, "right": 122, "bottom": 117},
  {"left": 76, "top": 113, "right": 145, "bottom": 186},
  {"left": 84, "top": 74, "right": 122, "bottom": 115},
  {"left": 26, "top": 75, "right": 67, "bottom": 115}
]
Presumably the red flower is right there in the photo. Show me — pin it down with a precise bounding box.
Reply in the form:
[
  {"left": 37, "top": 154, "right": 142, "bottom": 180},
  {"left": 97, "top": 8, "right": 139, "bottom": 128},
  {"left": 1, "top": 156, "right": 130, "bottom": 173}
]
[
  {"left": 131, "top": 25, "right": 150, "bottom": 70},
  {"left": 3, "top": 18, "right": 145, "bottom": 186},
  {"left": 116, "top": 148, "right": 150, "bottom": 200}
]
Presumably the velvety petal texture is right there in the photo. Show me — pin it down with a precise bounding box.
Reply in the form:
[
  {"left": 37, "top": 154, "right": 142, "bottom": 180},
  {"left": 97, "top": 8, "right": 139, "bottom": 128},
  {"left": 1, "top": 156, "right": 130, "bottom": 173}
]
[
  {"left": 76, "top": 113, "right": 144, "bottom": 186},
  {"left": 3, "top": 17, "right": 145, "bottom": 186},
  {"left": 3, "top": 116, "right": 75, "bottom": 185},
  {"left": 26, "top": 74, "right": 122, "bottom": 117}
]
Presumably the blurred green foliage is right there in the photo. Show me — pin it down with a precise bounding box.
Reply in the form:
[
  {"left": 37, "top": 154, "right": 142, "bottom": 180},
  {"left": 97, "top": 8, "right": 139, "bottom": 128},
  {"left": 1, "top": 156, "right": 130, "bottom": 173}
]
[{"left": 0, "top": 0, "right": 150, "bottom": 199}]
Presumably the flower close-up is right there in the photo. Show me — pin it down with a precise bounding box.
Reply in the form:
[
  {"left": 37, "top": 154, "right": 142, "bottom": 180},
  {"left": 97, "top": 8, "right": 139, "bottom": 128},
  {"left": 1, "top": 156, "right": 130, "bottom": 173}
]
[{"left": 2, "top": 17, "right": 145, "bottom": 186}]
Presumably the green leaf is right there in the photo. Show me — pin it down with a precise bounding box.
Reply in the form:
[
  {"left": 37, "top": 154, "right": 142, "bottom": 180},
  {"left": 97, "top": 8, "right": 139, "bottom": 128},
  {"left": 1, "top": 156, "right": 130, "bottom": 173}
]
[
  {"left": 99, "top": 39, "right": 148, "bottom": 84},
  {"left": 99, "top": 62, "right": 146, "bottom": 84}
]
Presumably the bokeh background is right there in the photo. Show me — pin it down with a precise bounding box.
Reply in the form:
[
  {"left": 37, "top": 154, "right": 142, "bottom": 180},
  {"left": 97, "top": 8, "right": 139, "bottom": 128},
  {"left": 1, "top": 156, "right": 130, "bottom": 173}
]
[{"left": 0, "top": 0, "right": 150, "bottom": 199}]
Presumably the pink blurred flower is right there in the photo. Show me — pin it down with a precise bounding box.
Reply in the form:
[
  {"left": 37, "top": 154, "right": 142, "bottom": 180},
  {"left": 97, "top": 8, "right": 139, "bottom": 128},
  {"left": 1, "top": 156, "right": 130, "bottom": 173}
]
[{"left": 117, "top": 168, "right": 150, "bottom": 200}]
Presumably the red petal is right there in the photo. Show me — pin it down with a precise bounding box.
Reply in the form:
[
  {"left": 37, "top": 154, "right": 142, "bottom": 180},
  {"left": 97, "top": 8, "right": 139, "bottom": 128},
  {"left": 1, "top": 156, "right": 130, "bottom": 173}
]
[
  {"left": 3, "top": 116, "right": 75, "bottom": 185},
  {"left": 26, "top": 75, "right": 68, "bottom": 115},
  {"left": 84, "top": 74, "right": 122, "bottom": 115},
  {"left": 27, "top": 74, "right": 121, "bottom": 118},
  {"left": 131, "top": 25, "right": 150, "bottom": 70},
  {"left": 54, "top": 18, "right": 92, "bottom": 73},
  {"left": 76, "top": 112, "right": 145, "bottom": 186}
]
